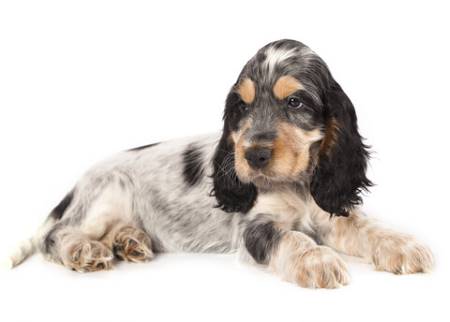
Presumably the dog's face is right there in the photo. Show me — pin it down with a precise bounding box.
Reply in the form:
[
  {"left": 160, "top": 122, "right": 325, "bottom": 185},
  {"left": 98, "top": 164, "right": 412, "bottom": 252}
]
[
  {"left": 213, "top": 40, "right": 371, "bottom": 216},
  {"left": 230, "top": 73, "right": 324, "bottom": 185}
]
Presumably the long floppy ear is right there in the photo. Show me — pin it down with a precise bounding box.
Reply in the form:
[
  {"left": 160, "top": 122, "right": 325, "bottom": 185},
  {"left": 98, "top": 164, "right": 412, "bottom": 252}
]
[
  {"left": 211, "top": 90, "right": 257, "bottom": 214},
  {"left": 310, "top": 79, "right": 372, "bottom": 216}
]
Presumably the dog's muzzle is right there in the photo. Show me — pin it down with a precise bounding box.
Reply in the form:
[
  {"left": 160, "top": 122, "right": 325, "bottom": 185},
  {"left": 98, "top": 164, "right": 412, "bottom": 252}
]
[{"left": 244, "top": 147, "right": 272, "bottom": 169}]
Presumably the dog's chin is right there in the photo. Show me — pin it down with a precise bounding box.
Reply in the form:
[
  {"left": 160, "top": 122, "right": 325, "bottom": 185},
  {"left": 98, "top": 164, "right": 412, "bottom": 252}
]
[{"left": 237, "top": 169, "right": 289, "bottom": 188}]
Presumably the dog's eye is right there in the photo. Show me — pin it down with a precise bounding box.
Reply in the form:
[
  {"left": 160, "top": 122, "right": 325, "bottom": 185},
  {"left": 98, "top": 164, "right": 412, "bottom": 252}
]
[
  {"left": 240, "top": 103, "right": 249, "bottom": 113},
  {"left": 287, "top": 96, "right": 303, "bottom": 109}
]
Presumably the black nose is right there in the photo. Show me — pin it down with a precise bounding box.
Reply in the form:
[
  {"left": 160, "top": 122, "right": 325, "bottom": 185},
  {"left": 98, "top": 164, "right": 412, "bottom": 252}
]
[{"left": 245, "top": 147, "right": 272, "bottom": 169}]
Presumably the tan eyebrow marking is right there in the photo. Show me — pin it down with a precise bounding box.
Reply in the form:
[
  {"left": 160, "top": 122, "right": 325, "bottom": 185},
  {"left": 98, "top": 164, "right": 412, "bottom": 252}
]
[
  {"left": 236, "top": 78, "right": 256, "bottom": 104},
  {"left": 273, "top": 75, "right": 304, "bottom": 100}
]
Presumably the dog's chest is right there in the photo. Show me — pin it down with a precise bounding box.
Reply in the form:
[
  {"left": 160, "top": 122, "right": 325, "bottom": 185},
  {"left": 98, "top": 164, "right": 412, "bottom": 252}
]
[{"left": 250, "top": 190, "right": 315, "bottom": 232}]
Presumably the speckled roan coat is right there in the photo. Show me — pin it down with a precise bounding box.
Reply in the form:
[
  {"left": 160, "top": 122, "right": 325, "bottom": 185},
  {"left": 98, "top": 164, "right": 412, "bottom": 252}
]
[{"left": 8, "top": 40, "right": 433, "bottom": 288}]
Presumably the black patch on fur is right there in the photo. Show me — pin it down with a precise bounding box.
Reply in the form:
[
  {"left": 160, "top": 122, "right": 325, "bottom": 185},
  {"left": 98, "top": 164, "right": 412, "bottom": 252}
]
[
  {"left": 211, "top": 90, "right": 258, "bottom": 214},
  {"left": 128, "top": 142, "right": 160, "bottom": 152},
  {"left": 310, "top": 79, "right": 372, "bottom": 216},
  {"left": 243, "top": 220, "right": 282, "bottom": 264},
  {"left": 43, "top": 225, "right": 59, "bottom": 253},
  {"left": 50, "top": 190, "right": 74, "bottom": 220},
  {"left": 182, "top": 144, "right": 205, "bottom": 186}
]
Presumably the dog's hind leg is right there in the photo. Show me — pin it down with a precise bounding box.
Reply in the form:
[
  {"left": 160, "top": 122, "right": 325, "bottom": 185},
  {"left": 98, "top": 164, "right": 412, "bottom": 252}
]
[
  {"left": 49, "top": 227, "right": 114, "bottom": 272},
  {"left": 102, "top": 225, "right": 154, "bottom": 263},
  {"left": 41, "top": 172, "right": 152, "bottom": 272}
]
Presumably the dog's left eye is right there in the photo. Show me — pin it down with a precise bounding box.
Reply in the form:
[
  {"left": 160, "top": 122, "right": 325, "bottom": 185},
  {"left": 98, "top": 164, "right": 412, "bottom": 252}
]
[
  {"left": 240, "top": 103, "right": 249, "bottom": 113},
  {"left": 287, "top": 96, "right": 303, "bottom": 109}
]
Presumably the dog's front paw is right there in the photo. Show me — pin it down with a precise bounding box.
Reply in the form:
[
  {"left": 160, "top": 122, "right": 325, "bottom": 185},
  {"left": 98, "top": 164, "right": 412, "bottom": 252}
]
[
  {"left": 293, "top": 246, "right": 350, "bottom": 288},
  {"left": 371, "top": 233, "right": 434, "bottom": 274}
]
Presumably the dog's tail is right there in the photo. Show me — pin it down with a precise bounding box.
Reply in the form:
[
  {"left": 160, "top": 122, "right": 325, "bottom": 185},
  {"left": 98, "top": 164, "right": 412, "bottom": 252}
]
[
  {"left": 4, "top": 237, "right": 36, "bottom": 269},
  {"left": 4, "top": 190, "right": 75, "bottom": 269},
  {"left": 3, "top": 217, "right": 56, "bottom": 269},
  {"left": 3, "top": 190, "right": 74, "bottom": 269}
]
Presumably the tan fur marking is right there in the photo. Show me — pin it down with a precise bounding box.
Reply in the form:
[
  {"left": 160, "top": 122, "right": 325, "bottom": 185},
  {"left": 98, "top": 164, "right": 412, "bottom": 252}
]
[
  {"left": 269, "top": 123, "right": 322, "bottom": 178},
  {"left": 312, "top": 208, "right": 434, "bottom": 274},
  {"left": 236, "top": 78, "right": 256, "bottom": 104},
  {"left": 368, "top": 229, "right": 434, "bottom": 274},
  {"left": 319, "top": 117, "right": 339, "bottom": 154},
  {"left": 233, "top": 121, "right": 322, "bottom": 181},
  {"left": 295, "top": 247, "right": 349, "bottom": 288},
  {"left": 319, "top": 212, "right": 370, "bottom": 257},
  {"left": 112, "top": 226, "right": 153, "bottom": 263},
  {"left": 273, "top": 75, "right": 303, "bottom": 100},
  {"left": 269, "top": 232, "right": 349, "bottom": 288},
  {"left": 231, "top": 119, "right": 253, "bottom": 180},
  {"left": 64, "top": 238, "right": 113, "bottom": 272}
]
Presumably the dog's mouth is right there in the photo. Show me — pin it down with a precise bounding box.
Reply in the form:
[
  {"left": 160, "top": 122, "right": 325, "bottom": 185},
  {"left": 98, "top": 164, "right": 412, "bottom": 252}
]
[
  {"left": 235, "top": 159, "right": 311, "bottom": 188},
  {"left": 237, "top": 168, "right": 286, "bottom": 187},
  {"left": 249, "top": 173, "right": 275, "bottom": 187}
]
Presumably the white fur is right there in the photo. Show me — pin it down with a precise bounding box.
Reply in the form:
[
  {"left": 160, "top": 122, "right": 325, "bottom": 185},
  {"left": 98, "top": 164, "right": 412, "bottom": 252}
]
[{"left": 263, "top": 46, "right": 298, "bottom": 77}]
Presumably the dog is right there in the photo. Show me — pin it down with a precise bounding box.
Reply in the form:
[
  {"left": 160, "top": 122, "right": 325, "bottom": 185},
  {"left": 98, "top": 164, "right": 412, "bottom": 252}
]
[{"left": 7, "top": 39, "right": 433, "bottom": 288}]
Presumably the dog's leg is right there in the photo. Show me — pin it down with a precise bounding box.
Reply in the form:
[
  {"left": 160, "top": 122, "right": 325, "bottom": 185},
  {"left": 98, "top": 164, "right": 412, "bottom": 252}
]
[
  {"left": 242, "top": 218, "right": 349, "bottom": 288},
  {"left": 47, "top": 227, "right": 114, "bottom": 272},
  {"left": 47, "top": 223, "right": 154, "bottom": 271},
  {"left": 42, "top": 174, "right": 153, "bottom": 272},
  {"left": 313, "top": 210, "right": 434, "bottom": 274},
  {"left": 102, "top": 225, "right": 154, "bottom": 263}
]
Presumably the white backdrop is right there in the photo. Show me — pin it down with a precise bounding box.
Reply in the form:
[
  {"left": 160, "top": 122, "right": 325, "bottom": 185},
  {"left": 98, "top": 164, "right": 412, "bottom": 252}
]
[{"left": 1, "top": 1, "right": 449, "bottom": 321}]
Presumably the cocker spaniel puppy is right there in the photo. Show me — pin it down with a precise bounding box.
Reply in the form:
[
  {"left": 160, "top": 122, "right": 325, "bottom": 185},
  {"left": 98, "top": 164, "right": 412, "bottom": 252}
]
[{"left": 8, "top": 39, "right": 433, "bottom": 288}]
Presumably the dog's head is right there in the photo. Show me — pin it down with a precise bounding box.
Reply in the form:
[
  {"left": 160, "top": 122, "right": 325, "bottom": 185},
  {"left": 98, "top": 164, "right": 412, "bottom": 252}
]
[{"left": 212, "top": 39, "right": 371, "bottom": 216}]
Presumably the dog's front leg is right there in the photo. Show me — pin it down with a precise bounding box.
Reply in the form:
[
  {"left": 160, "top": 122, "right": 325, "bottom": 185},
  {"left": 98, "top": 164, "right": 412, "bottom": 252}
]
[
  {"left": 313, "top": 210, "right": 434, "bottom": 274},
  {"left": 242, "top": 217, "right": 349, "bottom": 288}
]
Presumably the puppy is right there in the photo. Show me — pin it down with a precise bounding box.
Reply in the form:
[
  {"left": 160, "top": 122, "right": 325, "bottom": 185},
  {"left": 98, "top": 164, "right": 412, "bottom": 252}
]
[{"left": 8, "top": 39, "right": 433, "bottom": 288}]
